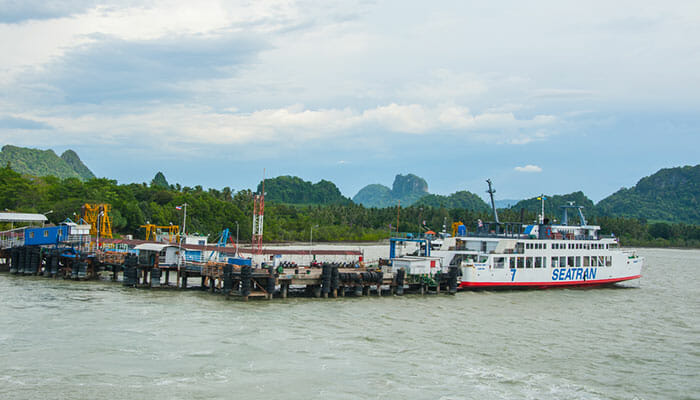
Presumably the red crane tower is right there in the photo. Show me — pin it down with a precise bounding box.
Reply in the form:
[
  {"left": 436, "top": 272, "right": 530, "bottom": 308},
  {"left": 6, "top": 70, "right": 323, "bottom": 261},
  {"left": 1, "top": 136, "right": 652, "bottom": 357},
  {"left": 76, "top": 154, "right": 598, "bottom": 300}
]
[{"left": 251, "top": 177, "right": 265, "bottom": 255}]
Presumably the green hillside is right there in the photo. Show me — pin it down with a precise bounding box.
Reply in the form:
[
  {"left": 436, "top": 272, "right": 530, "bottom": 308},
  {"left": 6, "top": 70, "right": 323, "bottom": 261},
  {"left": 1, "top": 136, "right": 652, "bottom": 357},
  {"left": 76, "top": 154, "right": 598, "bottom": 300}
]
[
  {"left": 597, "top": 165, "right": 700, "bottom": 224},
  {"left": 353, "top": 174, "right": 429, "bottom": 208},
  {"left": 257, "top": 175, "right": 352, "bottom": 205},
  {"left": 509, "top": 191, "right": 596, "bottom": 224},
  {"left": 60, "top": 150, "right": 95, "bottom": 180},
  {"left": 0, "top": 145, "right": 95, "bottom": 180},
  {"left": 416, "top": 191, "right": 490, "bottom": 211}
]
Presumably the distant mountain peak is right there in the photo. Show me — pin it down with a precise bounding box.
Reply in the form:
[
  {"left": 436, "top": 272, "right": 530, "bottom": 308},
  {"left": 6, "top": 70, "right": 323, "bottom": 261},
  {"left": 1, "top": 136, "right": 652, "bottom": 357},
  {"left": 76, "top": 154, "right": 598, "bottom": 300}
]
[
  {"left": 0, "top": 145, "right": 95, "bottom": 180},
  {"left": 60, "top": 149, "right": 95, "bottom": 180},
  {"left": 353, "top": 173, "right": 487, "bottom": 210}
]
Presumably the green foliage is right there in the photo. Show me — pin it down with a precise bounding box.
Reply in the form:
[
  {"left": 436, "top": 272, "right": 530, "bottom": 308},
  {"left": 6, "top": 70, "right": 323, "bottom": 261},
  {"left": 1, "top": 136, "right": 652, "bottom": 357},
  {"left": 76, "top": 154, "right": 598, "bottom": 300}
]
[
  {"left": 151, "top": 172, "right": 169, "bottom": 189},
  {"left": 1, "top": 160, "right": 698, "bottom": 248},
  {"left": 0, "top": 145, "right": 95, "bottom": 180},
  {"left": 60, "top": 150, "right": 95, "bottom": 180},
  {"left": 257, "top": 176, "right": 352, "bottom": 205},
  {"left": 416, "top": 191, "right": 490, "bottom": 211},
  {"left": 509, "top": 191, "right": 596, "bottom": 224},
  {"left": 597, "top": 164, "right": 700, "bottom": 224}
]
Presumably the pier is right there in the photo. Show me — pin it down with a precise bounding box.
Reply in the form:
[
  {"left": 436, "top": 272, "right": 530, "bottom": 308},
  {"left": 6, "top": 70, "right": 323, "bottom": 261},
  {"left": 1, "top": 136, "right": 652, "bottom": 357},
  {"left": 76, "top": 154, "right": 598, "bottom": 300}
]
[{"left": 0, "top": 237, "right": 459, "bottom": 301}]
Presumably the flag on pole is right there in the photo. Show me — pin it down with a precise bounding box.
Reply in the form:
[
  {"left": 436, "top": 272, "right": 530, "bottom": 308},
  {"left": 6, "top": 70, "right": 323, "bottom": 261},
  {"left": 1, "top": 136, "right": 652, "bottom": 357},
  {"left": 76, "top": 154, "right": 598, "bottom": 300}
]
[{"left": 175, "top": 205, "right": 182, "bottom": 210}]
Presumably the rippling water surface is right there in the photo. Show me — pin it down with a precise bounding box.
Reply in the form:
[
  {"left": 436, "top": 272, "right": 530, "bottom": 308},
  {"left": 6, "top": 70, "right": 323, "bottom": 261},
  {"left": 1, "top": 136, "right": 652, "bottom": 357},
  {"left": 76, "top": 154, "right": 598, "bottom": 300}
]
[{"left": 0, "top": 248, "right": 698, "bottom": 400}]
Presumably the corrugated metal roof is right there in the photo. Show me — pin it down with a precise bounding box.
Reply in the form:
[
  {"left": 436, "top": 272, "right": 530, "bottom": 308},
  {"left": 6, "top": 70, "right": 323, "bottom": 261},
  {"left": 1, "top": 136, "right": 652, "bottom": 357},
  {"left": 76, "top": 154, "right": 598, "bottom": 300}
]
[
  {"left": 0, "top": 212, "right": 48, "bottom": 222},
  {"left": 134, "top": 243, "right": 179, "bottom": 251}
]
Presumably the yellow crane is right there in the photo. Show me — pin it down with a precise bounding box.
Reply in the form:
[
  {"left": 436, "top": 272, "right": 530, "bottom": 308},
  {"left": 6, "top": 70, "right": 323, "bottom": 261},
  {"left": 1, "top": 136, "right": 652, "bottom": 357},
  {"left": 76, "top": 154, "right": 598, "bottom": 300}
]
[
  {"left": 139, "top": 224, "right": 180, "bottom": 243},
  {"left": 82, "top": 203, "right": 113, "bottom": 238}
]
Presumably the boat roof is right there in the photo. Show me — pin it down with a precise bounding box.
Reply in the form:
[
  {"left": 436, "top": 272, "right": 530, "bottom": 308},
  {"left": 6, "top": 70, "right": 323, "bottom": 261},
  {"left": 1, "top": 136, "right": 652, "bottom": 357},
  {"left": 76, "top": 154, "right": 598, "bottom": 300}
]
[
  {"left": 0, "top": 212, "right": 48, "bottom": 223},
  {"left": 134, "top": 243, "right": 179, "bottom": 252}
]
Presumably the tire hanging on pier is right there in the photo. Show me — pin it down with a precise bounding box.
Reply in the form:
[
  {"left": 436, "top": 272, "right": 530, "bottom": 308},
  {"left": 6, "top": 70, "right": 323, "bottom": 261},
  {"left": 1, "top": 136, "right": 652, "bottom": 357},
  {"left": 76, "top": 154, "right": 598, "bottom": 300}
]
[
  {"left": 150, "top": 268, "right": 161, "bottom": 288},
  {"left": 396, "top": 268, "right": 405, "bottom": 295},
  {"left": 222, "top": 265, "right": 233, "bottom": 294},
  {"left": 321, "top": 263, "right": 331, "bottom": 295},
  {"left": 240, "top": 265, "right": 252, "bottom": 297},
  {"left": 448, "top": 266, "right": 459, "bottom": 294},
  {"left": 330, "top": 266, "right": 339, "bottom": 292},
  {"left": 266, "top": 266, "right": 276, "bottom": 296},
  {"left": 9, "top": 247, "right": 19, "bottom": 274}
]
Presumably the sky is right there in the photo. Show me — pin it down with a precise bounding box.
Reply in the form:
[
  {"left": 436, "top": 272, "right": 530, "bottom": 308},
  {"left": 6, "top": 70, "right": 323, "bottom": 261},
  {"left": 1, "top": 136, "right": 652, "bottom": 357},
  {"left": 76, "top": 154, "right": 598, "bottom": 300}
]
[{"left": 0, "top": 0, "right": 698, "bottom": 202}]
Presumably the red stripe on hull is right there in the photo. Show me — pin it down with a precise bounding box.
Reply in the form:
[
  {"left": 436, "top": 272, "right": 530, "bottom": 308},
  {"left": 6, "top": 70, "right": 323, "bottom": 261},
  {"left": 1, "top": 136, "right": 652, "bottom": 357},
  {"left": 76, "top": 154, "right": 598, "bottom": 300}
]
[{"left": 459, "top": 275, "right": 641, "bottom": 289}]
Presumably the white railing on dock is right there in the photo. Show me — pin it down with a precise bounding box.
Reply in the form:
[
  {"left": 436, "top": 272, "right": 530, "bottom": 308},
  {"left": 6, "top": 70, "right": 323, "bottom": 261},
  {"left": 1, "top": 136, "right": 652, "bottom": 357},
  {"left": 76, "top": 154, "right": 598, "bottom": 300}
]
[{"left": 0, "top": 228, "right": 25, "bottom": 249}]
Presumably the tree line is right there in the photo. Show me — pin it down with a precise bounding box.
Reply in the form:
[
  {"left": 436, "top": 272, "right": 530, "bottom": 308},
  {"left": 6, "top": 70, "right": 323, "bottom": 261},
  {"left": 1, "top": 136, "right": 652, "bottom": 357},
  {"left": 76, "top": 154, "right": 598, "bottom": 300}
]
[{"left": 0, "top": 165, "right": 698, "bottom": 247}]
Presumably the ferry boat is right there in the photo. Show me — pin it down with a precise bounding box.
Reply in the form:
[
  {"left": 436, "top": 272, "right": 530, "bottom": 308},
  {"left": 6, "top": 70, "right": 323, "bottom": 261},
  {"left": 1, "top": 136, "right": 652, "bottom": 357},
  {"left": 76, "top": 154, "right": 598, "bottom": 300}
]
[{"left": 429, "top": 181, "right": 643, "bottom": 289}]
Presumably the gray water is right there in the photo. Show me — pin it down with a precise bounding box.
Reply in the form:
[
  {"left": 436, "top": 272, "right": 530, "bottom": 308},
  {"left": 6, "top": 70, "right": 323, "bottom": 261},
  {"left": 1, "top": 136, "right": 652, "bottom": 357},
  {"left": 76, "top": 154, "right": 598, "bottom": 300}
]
[{"left": 0, "top": 248, "right": 698, "bottom": 400}]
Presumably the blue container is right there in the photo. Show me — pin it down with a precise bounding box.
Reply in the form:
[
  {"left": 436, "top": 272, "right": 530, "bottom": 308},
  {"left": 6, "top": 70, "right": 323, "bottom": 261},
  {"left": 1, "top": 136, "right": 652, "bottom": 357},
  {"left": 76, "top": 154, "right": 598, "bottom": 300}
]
[
  {"left": 457, "top": 224, "right": 466, "bottom": 236},
  {"left": 228, "top": 257, "right": 252, "bottom": 266},
  {"left": 25, "top": 226, "right": 68, "bottom": 246}
]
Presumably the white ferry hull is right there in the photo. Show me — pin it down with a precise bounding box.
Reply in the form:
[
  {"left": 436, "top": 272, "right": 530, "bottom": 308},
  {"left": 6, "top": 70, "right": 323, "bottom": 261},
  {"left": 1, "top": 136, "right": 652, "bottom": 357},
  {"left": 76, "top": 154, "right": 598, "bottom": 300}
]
[{"left": 458, "top": 257, "right": 643, "bottom": 289}]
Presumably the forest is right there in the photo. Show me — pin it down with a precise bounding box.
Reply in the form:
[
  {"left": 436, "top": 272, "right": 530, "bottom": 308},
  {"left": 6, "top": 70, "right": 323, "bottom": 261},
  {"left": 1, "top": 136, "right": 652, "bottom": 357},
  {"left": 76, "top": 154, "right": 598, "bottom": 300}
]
[{"left": 1, "top": 164, "right": 699, "bottom": 248}]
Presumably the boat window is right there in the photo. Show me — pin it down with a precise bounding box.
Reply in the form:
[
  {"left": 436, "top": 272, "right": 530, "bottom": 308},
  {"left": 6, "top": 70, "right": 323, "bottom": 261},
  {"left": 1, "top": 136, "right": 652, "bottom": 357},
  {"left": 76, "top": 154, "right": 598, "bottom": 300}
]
[
  {"left": 575, "top": 256, "right": 581, "bottom": 267},
  {"left": 494, "top": 257, "right": 505, "bottom": 269},
  {"left": 481, "top": 241, "right": 487, "bottom": 253},
  {"left": 559, "top": 256, "right": 566, "bottom": 267},
  {"left": 598, "top": 256, "right": 605, "bottom": 266},
  {"left": 551, "top": 257, "right": 559, "bottom": 268},
  {"left": 591, "top": 256, "right": 598, "bottom": 267},
  {"left": 535, "top": 257, "right": 542, "bottom": 268},
  {"left": 606, "top": 256, "right": 612, "bottom": 266},
  {"left": 567, "top": 256, "right": 575, "bottom": 267},
  {"left": 543, "top": 243, "right": 547, "bottom": 249},
  {"left": 543, "top": 257, "right": 547, "bottom": 268},
  {"left": 509, "top": 257, "right": 516, "bottom": 269},
  {"left": 516, "top": 243, "right": 524, "bottom": 253},
  {"left": 583, "top": 256, "right": 590, "bottom": 267},
  {"left": 526, "top": 257, "right": 533, "bottom": 268},
  {"left": 517, "top": 257, "right": 524, "bottom": 268}
]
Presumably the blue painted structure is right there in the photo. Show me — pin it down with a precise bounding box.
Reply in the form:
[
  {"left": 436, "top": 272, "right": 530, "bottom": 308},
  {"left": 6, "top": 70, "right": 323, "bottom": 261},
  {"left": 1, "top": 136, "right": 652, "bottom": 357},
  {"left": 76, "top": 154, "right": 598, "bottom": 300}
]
[
  {"left": 389, "top": 237, "right": 431, "bottom": 260},
  {"left": 24, "top": 226, "right": 68, "bottom": 246}
]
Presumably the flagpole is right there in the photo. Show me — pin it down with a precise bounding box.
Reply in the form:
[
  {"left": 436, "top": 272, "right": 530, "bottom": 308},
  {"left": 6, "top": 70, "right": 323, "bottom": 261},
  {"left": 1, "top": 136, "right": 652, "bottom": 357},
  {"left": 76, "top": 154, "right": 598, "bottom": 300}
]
[
  {"left": 178, "top": 203, "right": 188, "bottom": 268},
  {"left": 182, "top": 203, "right": 187, "bottom": 238},
  {"left": 539, "top": 195, "right": 545, "bottom": 224}
]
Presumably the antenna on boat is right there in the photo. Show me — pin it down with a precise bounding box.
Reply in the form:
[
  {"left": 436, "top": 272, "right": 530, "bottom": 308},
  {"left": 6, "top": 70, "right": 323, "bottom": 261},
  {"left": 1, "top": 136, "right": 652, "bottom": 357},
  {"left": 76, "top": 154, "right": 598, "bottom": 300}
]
[
  {"left": 559, "top": 201, "right": 587, "bottom": 226},
  {"left": 486, "top": 179, "right": 500, "bottom": 224}
]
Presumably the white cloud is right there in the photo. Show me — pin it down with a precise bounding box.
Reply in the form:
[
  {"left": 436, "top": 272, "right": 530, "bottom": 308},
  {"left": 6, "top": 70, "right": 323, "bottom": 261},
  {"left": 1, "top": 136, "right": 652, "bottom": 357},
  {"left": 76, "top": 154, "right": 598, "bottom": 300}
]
[
  {"left": 15, "top": 103, "right": 556, "bottom": 149},
  {"left": 514, "top": 165, "right": 543, "bottom": 173}
]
